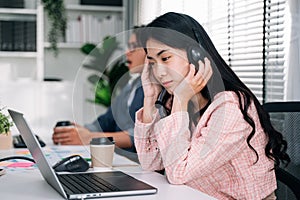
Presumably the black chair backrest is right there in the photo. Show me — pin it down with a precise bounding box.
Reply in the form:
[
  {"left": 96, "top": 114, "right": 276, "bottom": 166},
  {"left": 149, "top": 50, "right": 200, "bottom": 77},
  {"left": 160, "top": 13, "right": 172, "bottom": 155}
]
[{"left": 263, "top": 102, "right": 300, "bottom": 200}]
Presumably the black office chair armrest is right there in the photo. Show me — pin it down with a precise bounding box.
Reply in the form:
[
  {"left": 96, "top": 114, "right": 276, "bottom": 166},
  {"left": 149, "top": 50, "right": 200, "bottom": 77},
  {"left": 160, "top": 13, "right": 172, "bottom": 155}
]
[{"left": 275, "top": 168, "right": 300, "bottom": 200}]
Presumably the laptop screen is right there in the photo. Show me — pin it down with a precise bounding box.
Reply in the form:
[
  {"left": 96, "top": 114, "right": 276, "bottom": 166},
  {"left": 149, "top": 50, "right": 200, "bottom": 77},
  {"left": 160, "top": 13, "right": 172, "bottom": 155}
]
[
  {"left": 8, "top": 109, "right": 68, "bottom": 198},
  {"left": 9, "top": 109, "right": 157, "bottom": 199}
]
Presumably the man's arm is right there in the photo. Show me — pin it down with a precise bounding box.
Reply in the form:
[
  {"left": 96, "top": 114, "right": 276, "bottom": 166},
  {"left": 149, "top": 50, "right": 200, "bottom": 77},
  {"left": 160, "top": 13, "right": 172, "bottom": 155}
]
[{"left": 53, "top": 123, "right": 132, "bottom": 148}]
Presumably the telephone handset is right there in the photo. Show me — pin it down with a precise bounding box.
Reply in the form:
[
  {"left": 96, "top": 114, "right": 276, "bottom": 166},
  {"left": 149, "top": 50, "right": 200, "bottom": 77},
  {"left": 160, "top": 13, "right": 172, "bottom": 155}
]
[
  {"left": 187, "top": 28, "right": 209, "bottom": 71},
  {"left": 155, "top": 28, "right": 208, "bottom": 118},
  {"left": 155, "top": 88, "right": 171, "bottom": 118}
]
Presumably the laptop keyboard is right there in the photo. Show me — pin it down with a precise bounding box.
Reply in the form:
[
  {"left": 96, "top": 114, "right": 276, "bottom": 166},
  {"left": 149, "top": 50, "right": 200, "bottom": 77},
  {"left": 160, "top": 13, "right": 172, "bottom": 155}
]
[{"left": 58, "top": 173, "right": 120, "bottom": 194}]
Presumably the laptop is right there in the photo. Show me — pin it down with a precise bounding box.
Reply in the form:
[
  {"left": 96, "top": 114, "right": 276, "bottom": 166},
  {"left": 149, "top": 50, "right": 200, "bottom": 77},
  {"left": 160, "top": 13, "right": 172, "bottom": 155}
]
[{"left": 8, "top": 109, "right": 157, "bottom": 199}]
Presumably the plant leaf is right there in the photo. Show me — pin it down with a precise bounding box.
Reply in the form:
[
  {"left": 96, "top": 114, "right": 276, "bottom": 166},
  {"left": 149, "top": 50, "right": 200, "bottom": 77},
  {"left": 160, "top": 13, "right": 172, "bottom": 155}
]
[
  {"left": 80, "top": 36, "right": 119, "bottom": 73},
  {"left": 0, "top": 109, "right": 13, "bottom": 134},
  {"left": 108, "top": 61, "right": 129, "bottom": 91},
  {"left": 80, "top": 43, "right": 96, "bottom": 54},
  {"left": 94, "top": 79, "right": 111, "bottom": 107}
]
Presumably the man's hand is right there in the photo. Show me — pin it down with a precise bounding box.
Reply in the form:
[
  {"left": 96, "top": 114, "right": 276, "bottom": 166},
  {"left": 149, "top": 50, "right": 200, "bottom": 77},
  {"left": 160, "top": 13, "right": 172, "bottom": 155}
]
[{"left": 52, "top": 123, "right": 93, "bottom": 145}]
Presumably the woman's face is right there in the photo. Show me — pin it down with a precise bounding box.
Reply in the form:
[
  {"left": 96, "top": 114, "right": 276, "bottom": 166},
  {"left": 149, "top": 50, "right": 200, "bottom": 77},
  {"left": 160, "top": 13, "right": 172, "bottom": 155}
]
[
  {"left": 146, "top": 38, "right": 190, "bottom": 94},
  {"left": 125, "top": 33, "right": 146, "bottom": 73}
]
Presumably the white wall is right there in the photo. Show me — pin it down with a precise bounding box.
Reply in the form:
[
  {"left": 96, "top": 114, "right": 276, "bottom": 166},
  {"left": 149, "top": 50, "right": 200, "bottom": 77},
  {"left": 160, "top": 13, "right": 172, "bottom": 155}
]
[
  {"left": 44, "top": 48, "right": 86, "bottom": 81},
  {"left": 0, "top": 80, "right": 106, "bottom": 143}
]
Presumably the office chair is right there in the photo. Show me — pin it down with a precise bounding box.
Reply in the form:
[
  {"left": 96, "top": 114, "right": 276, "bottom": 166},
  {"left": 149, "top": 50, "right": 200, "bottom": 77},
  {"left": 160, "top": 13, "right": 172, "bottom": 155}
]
[{"left": 263, "top": 102, "right": 300, "bottom": 200}]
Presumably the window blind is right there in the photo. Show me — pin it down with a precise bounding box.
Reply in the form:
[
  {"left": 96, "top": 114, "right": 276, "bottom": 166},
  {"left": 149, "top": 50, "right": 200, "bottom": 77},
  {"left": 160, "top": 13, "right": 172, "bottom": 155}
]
[
  {"left": 264, "top": 0, "right": 286, "bottom": 102},
  {"left": 204, "top": 0, "right": 286, "bottom": 103}
]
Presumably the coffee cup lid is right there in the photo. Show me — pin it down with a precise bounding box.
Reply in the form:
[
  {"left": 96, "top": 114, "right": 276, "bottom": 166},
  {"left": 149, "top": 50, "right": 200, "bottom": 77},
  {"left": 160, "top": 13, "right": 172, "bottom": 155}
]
[{"left": 90, "top": 137, "right": 115, "bottom": 145}]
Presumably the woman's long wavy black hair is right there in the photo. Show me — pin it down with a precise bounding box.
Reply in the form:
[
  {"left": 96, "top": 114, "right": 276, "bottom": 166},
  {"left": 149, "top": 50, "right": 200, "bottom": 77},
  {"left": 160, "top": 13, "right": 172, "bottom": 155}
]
[{"left": 140, "top": 12, "right": 290, "bottom": 168}]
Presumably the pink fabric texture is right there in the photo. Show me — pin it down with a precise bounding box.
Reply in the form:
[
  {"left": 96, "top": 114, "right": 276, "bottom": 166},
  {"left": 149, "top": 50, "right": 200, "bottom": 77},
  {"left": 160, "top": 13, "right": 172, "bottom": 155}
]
[{"left": 134, "top": 91, "right": 276, "bottom": 199}]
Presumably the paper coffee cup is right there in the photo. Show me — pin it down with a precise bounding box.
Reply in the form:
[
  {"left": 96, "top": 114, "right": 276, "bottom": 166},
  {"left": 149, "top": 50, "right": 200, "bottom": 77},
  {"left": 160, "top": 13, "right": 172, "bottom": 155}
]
[{"left": 90, "top": 137, "right": 115, "bottom": 168}]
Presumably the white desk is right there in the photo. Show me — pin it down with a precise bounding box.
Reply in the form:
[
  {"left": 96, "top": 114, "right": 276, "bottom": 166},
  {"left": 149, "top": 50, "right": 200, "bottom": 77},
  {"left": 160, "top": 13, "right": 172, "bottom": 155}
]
[
  {"left": 0, "top": 81, "right": 216, "bottom": 199},
  {"left": 0, "top": 146, "right": 216, "bottom": 200}
]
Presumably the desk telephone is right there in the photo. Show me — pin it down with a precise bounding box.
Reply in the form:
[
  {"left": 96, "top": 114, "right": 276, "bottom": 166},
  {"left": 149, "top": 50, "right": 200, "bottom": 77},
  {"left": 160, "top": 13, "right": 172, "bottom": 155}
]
[{"left": 13, "top": 134, "right": 46, "bottom": 148}]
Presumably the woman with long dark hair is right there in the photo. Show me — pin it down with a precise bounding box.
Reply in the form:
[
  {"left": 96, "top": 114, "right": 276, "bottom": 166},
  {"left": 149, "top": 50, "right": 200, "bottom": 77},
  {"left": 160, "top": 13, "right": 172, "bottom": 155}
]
[{"left": 134, "top": 12, "right": 290, "bottom": 199}]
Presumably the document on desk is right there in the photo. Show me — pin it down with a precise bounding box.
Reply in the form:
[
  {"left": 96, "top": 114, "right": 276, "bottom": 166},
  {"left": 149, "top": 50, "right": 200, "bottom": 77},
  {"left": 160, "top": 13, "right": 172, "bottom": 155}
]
[
  {"left": 0, "top": 146, "right": 139, "bottom": 173},
  {"left": 0, "top": 149, "right": 36, "bottom": 173}
]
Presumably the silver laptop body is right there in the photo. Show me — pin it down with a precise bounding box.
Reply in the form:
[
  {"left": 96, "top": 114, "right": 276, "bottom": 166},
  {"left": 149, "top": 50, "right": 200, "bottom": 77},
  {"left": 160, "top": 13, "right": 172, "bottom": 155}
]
[{"left": 9, "top": 109, "right": 157, "bottom": 199}]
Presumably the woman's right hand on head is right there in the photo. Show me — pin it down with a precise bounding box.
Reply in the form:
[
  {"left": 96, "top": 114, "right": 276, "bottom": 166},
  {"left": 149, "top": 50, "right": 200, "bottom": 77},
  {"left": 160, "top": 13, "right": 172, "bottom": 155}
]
[
  {"left": 141, "top": 60, "right": 161, "bottom": 100},
  {"left": 141, "top": 60, "right": 162, "bottom": 122}
]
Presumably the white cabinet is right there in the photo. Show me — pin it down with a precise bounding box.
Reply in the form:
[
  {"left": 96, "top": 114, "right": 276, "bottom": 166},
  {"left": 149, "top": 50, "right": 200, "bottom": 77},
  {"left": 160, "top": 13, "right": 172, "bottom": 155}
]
[
  {"left": 0, "top": 0, "right": 40, "bottom": 80},
  {"left": 0, "top": 0, "right": 127, "bottom": 81},
  {"left": 43, "top": 0, "right": 126, "bottom": 81}
]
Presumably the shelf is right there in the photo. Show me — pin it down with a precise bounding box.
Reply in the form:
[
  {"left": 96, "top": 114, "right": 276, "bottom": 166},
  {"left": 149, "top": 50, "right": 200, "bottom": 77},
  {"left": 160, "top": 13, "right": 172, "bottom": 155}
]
[
  {"left": 0, "top": 8, "right": 36, "bottom": 21},
  {"left": 66, "top": 4, "right": 124, "bottom": 12},
  {"left": 0, "top": 1, "right": 128, "bottom": 81},
  {"left": 44, "top": 42, "right": 82, "bottom": 49},
  {"left": 0, "top": 51, "right": 37, "bottom": 58},
  {"left": 0, "top": 8, "right": 37, "bottom": 15}
]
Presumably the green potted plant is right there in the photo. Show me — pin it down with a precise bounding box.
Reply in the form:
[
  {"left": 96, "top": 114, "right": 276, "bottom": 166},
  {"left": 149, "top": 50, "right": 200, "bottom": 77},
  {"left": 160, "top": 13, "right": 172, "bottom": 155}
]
[
  {"left": 0, "top": 107, "right": 13, "bottom": 149},
  {"left": 81, "top": 36, "right": 129, "bottom": 107},
  {"left": 42, "top": 0, "right": 67, "bottom": 57}
]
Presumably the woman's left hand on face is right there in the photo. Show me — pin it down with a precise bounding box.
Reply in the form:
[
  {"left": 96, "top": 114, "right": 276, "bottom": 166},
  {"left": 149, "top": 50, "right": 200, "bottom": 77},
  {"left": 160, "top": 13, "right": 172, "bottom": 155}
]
[{"left": 174, "top": 57, "right": 212, "bottom": 102}]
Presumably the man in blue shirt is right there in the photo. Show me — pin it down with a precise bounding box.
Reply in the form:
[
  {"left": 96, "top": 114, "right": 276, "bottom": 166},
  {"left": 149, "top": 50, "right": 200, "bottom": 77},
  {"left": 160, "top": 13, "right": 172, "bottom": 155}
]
[{"left": 52, "top": 27, "right": 146, "bottom": 153}]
